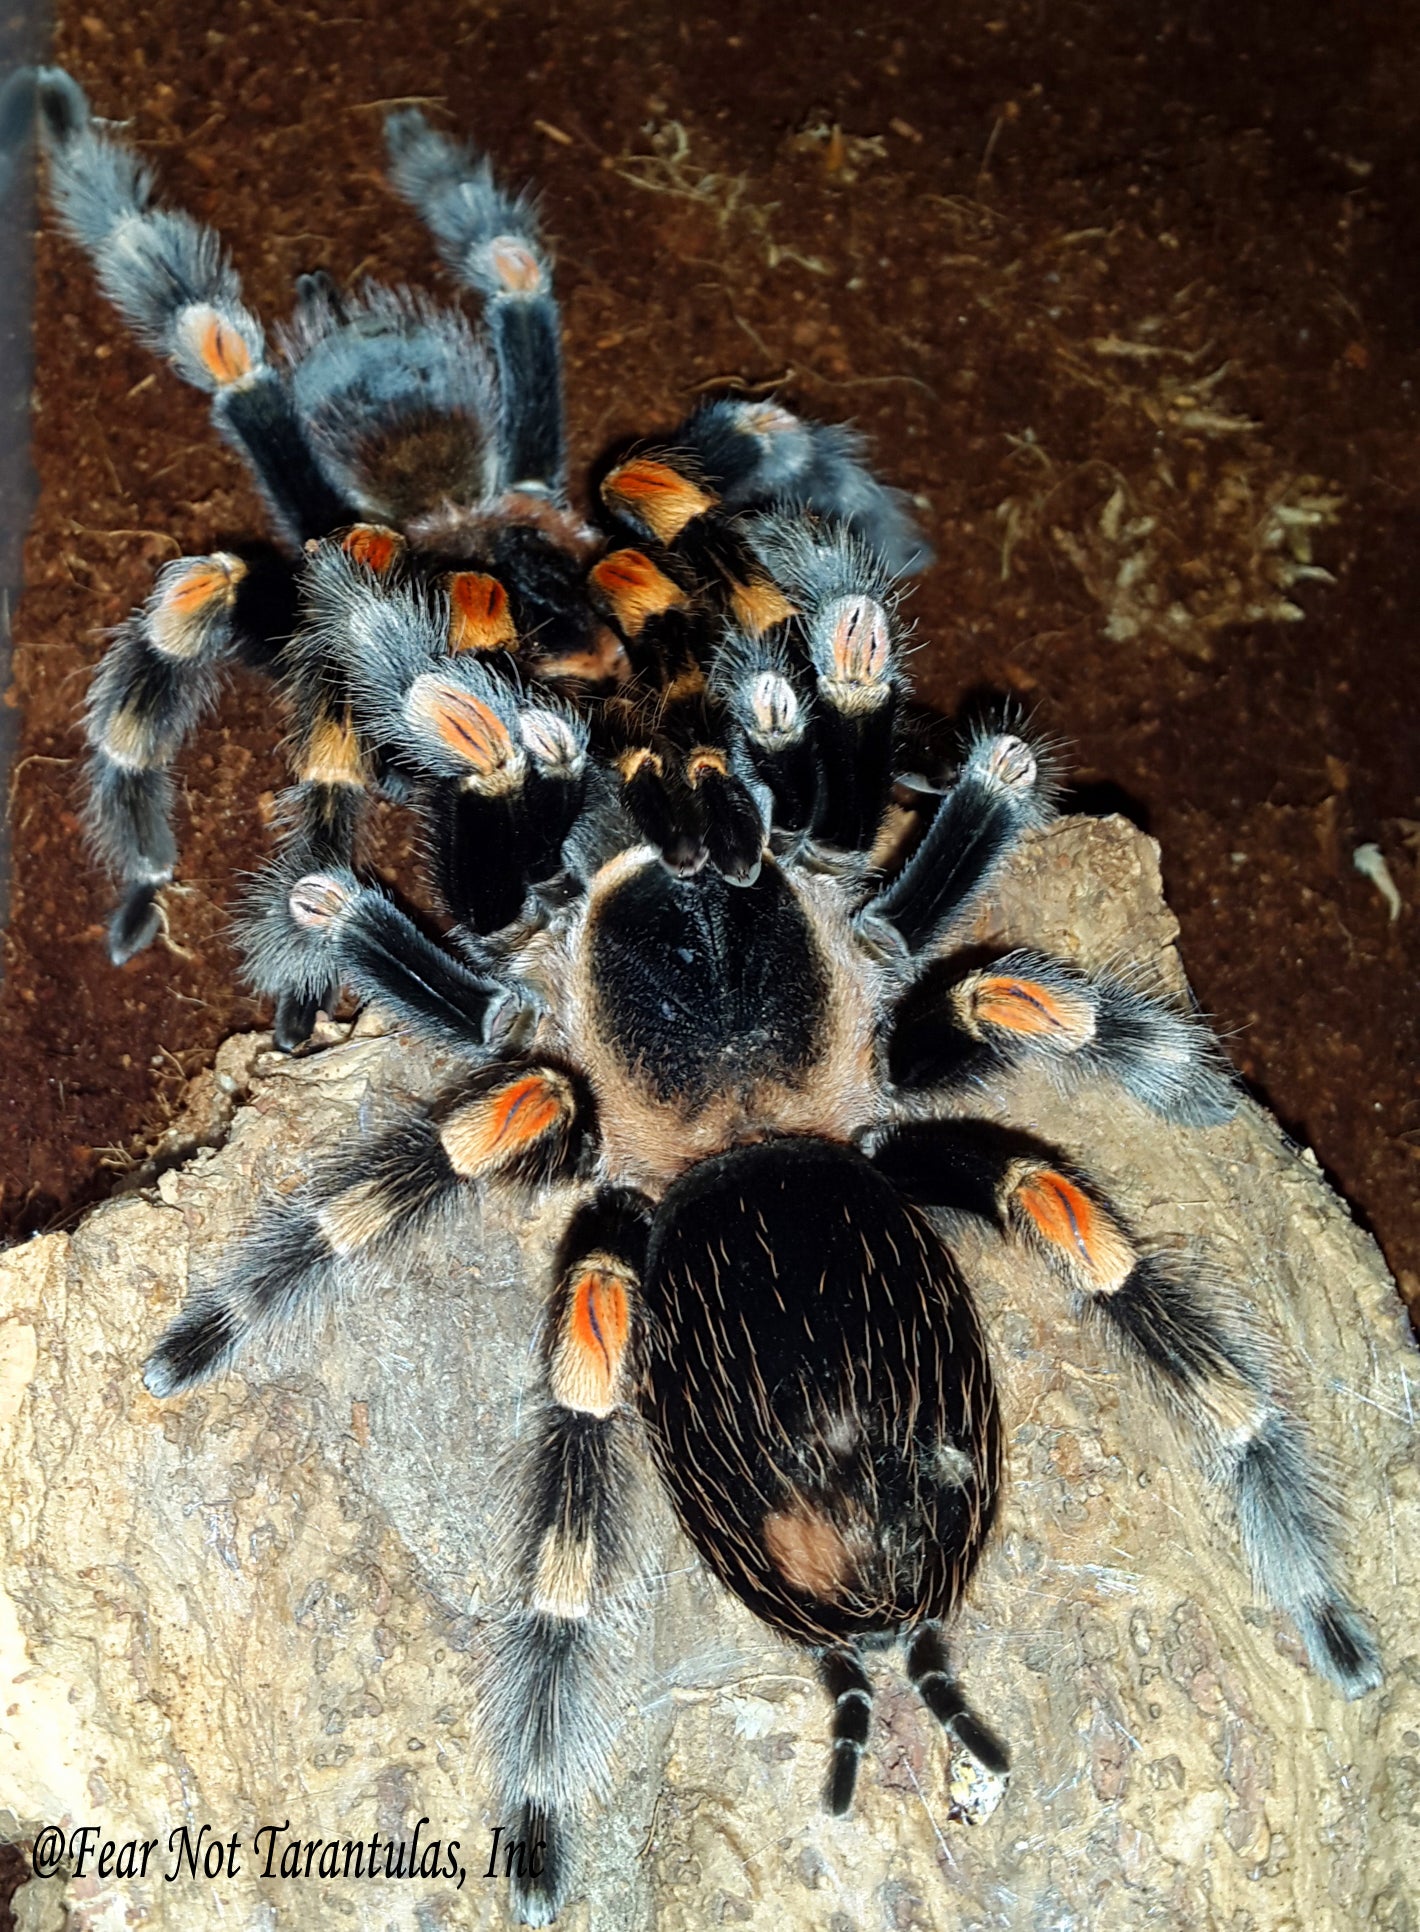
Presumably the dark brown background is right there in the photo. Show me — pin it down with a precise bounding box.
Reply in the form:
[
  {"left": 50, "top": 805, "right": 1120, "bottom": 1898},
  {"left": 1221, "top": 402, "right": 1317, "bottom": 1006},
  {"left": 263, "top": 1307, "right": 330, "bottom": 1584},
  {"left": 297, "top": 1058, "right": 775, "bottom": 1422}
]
[{"left": 4, "top": 0, "right": 1418, "bottom": 1304}]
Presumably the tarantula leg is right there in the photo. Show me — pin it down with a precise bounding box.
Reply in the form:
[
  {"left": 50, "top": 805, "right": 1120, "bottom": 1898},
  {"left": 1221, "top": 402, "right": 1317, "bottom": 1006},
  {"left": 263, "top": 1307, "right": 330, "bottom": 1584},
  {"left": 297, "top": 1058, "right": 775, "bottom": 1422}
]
[
  {"left": 484, "top": 1190, "right": 651, "bottom": 1928},
  {"left": 417, "top": 688, "right": 589, "bottom": 931},
  {"left": 711, "top": 630, "right": 819, "bottom": 836},
  {"left": 599, "top": 448, "right": 787, "bottom": 613},
  {"left": 587, "top": 547, "right": 693, "bottom": 689},
  {"left": 597, "top": 452, "right": 812, "bottom": 702},
  {"left": 904, "top": 1622, "right": 1008, "bottom": 1776},
  {"left": 143, "top": 1064, "right": 588, "bottom": 1397},
  {"left": 36, "top": 70, "right": 350, "bottom": 546},
  {"left": 239, "top": 694, "right": 372, "bottom": 1049},
  {"left": 290, "top": 706, "right": 372, "bottom": 864},
  {"left": 612, "top": 746, "right": 705, "bottom": 877},
  {"left": 684, "top": 747, "right": 765, "bottom": 885},
  {"left": 516, "top": 709, "right": 595, "bottom": 881},
  {"left": 819, "top": 1644, "right": 874, "bottom": 1814},
  {"left": 872, "top": 1121, "right": 1383, "bottom": 1697},
  {"left": 888, "top": 947, "right": 1239, "bottom": 1125},
  {"left": 321, "top": 557, "right": 591, "bottom": 931},
  {"left": 613, "top": 729, "right": 765, "bottom": 884},
  {"left": 601, "top": 454, "right": 719, "bottom": 553},
  {"left": 444, "top": 568, "right": 518, "bottom": 660},
  {"left": 384, "top": 109, "right": 564, "bottom": 496},
  {"left": 678, "top": 396, "right": 933, "bottom": 576},
  {"left": 744, "top": 514, "right": 906, "bottom": 850},
  {"left": 287, "top": 871, "right": 510, "bottom": 1052},
  {"left": 804, "top": 592, "right": 897, "bottom": 852},
  {"left": 82, "top": 553, "right": 248, "bottom": 962},
  {"left": 588, "top": 553, "right": 766, "bottom": 880},
  {"left": 588, "top": 549, "right": 765, "bottom": 881},
  {"left": 869, "top": 723, "right": 1054, "bottom": 952}
]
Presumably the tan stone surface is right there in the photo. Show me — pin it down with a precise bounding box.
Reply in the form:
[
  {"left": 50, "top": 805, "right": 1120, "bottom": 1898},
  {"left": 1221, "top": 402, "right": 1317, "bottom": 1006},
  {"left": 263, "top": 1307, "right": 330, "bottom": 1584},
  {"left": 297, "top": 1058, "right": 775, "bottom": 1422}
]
[{"left": 1, "top": 817, "right": 1415, "bottom": 1930}]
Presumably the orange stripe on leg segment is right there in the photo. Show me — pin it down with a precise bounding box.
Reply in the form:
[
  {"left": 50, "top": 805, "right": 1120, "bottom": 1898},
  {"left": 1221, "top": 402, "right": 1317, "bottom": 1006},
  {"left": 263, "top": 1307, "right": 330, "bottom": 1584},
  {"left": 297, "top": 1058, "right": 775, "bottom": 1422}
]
[
  {"left": 149, "top": 555, "right": 247, "bottom": 658},
  {"left": 446, "top": 572, "right": 516, "bottom": 652},
  {"left": 439, "top": 1071, "right": 575, "bottom": 1177},
  {"left": 164, "top": 556, "right": 246, "bottom": 615},
  {"left": 968, "top": 974, "right": 1096, "bottom": 1045},
  {"left": 341, "top": 524, "right": 406, "bottom": 574},
  {"left": 405, "top": 677, "right": 524, "bottom": 791},
  {"left": 588, "top": 549, "right": 687, "bottom": 635},
  {"left": 1012, "top": 1167, "right": 1136, "bottom": 1291},
  {"left": 601, "top": 459, "right": 717, "bottom": 543},
  {"left": 550, "top": 1265, "right": 632, "bottom": 1415},
  {"left": 193, "top": 308, "right": 254, "bottom": 386}
]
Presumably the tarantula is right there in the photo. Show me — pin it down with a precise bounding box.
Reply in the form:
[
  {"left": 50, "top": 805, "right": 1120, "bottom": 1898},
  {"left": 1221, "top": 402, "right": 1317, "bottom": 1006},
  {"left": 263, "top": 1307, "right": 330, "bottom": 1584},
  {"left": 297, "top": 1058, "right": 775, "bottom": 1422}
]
[
  {"left": 36, "top": 69, "right": 1379, "bottom": 1929},
  {"left": 35, "top": 67, "right": 926, "bottom": 1050}
]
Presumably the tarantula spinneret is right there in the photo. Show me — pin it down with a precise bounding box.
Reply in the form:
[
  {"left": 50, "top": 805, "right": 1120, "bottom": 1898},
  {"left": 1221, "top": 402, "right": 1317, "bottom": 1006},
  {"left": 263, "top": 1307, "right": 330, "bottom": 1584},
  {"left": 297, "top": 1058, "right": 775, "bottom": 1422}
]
[{"left": 35, "top": 67, "right": 1380, "bottom": 1929}]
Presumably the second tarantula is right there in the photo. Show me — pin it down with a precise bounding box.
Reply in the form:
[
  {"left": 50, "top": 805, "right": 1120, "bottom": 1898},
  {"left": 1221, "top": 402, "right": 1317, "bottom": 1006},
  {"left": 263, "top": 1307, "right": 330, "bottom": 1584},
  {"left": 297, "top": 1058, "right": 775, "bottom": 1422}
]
[
  {"left": 37, "top": 66, "right": 925, "bottom": 1049},
  {"left": 38, "top": 69, "right": 1379, "bottom": 1930}
]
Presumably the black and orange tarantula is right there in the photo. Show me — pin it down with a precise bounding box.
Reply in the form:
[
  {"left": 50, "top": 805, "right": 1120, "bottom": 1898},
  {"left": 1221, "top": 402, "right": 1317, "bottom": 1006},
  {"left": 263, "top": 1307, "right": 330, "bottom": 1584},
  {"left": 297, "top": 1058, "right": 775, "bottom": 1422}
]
[{"left": 38, "top": 68, "right": 1379, "bottom": 1929}]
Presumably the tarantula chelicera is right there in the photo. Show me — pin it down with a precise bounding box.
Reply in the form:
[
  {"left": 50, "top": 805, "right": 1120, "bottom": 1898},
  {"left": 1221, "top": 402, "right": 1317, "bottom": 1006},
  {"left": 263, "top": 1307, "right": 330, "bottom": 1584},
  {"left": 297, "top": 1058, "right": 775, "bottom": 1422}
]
[{"left": 37, "top": 69, "right": 1379, "bottom": 1929}]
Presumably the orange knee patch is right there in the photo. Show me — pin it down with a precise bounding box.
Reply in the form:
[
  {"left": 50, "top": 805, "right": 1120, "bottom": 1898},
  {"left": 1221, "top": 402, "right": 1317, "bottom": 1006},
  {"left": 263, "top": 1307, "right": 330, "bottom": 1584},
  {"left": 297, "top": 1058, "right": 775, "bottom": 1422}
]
[
  {"left": 965, "top": 974, "right": 1096, "bottom": 1046},
  {"left": 406, "top": 677, "right": 523, "bottom": 793},
  {"left": 439, "top": 1071, "right": 574, "bottom": 1177},
  {"left": 487, "top": 235, "right": 546, "bottom": 296},
  {"left": 188, "top": 307, "right": 255, "bottom": 386},
  {"left": 1013, "top": 1168, "right": 1136, "bottom": 1291},
  {"left": 341, "top": 524, "right": 406, "bottom": 575},
  {"left": 164, "top": 554, "right": 244, "bottom": 614},
  {"left": 550, "top": 1263, "right": 632, "bottom": 1416},
  {"left": 601, "top": 458, "right": 716, "bottom": 544},
  {"left": 589, "top": 549, "right": 687, "bottom": 635},
  {"left": 150, "top": 554, "right": 245, "bottom": 657},
  {"left": 446, "top": 572, "right": 516, "bottom": 653}
]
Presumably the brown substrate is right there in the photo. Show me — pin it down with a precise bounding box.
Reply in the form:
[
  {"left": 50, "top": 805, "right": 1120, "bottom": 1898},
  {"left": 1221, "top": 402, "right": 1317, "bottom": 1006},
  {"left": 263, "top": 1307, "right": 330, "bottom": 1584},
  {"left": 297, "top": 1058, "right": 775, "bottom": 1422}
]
[{"left": 3, "top": 0, "right": 1418, "bottom": 1320}]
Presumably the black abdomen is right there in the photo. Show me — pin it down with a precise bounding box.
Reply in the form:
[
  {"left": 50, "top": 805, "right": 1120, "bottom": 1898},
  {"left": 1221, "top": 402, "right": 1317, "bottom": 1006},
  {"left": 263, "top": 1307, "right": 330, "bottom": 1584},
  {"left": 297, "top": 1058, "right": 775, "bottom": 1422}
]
[{"left": 640, "top": 1138, "right": 999, "bottom": 1647}]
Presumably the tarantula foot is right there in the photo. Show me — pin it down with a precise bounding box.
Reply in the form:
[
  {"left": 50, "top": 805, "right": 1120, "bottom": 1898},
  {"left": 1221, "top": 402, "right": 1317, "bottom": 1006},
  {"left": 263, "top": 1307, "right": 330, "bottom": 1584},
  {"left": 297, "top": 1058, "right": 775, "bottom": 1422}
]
[
  {"left": 107, "top": 882, "right": 165, "bottom": 965},
  {"left": 972, "top": 731, "right": 1038, "bottom": 796},
  {"left": 507, "top": 1803, "right": 566, "bottom": 1928},
  {"left": 1297, "top": 1594, "right": 1382, "bottom": 1697},
  {"left": 273, "top": 984, "right": 335, "bottom": 1053}
]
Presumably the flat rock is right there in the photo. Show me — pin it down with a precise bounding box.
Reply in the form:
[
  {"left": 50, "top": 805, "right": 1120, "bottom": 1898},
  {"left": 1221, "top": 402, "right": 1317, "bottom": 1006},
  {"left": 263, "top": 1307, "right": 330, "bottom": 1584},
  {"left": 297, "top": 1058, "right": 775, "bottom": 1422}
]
[{"left": 1, "top": 816, "right": 1415, "bottom": 1930}]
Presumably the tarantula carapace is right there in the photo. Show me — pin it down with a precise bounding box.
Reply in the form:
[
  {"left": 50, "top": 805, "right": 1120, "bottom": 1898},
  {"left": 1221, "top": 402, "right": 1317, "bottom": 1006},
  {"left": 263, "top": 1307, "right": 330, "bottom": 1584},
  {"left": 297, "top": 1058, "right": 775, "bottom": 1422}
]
[{"left": 36, "top": 68, "right": 1379, "bottom": 1930}]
